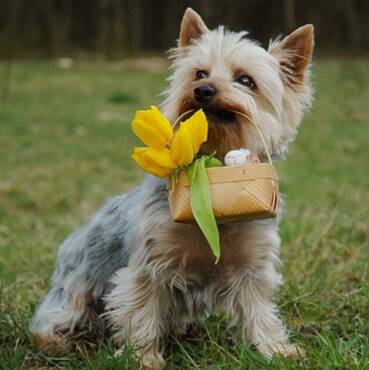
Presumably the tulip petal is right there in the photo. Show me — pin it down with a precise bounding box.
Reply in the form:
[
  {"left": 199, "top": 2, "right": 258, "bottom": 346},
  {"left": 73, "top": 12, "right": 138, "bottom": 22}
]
[
  {"left": 171, "top": 124, "right": 194, "bottom": 166},
  {"left": 182, "top": 109, "right": 208, "bottom": 153},
  {"left": 144, "top": 147, "right": 177, "bottom": 169},
  {"left": 132, "top": 147, "right": 150, "bottom": 169},
  {"left": 133, "top": 106, "right": 173, "bottom": 147},
  {"left": 143, "top": 164, "right": 172, "bottom": 178},
  {"left": 150, "top": 106, "right": 174, "bottom": 142},
  {"left": 143, "top": 163, "right": 172, "bottom": 178},
  {"left": 132, "top": 147, "right": 173, "bottom": 178},
  {"left": 132, "top": 119, "right": 168, "bottom": 148}
]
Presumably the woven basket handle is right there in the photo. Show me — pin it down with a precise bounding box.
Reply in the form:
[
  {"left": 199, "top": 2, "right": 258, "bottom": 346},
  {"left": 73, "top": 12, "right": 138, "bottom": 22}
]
[
  {"left": 229, "top": 110, "right": 273, "bottom": 165},
  {"left": 172, "top": 109, "right": 195, "bottom": 129},
  {"left": 172, "top": 109, "right": 273, "bottom": 165},
  {"left": 249, "top": 119, "right": 273, "bottom": 165}
]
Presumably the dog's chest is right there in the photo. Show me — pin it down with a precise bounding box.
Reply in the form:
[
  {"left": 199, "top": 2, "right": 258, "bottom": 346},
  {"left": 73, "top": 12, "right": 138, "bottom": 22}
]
[{"left": 156, "top": 221, "right": 255, "bottom": 276}]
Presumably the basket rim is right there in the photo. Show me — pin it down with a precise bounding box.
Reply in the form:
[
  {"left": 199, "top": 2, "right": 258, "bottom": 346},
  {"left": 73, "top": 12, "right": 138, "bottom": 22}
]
[{"left": 169, "top": 163, "right": 278, "bottom": 188}]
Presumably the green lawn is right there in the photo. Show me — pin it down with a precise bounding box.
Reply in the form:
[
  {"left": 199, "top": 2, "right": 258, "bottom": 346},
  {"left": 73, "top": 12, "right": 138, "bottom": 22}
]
[{"left": 0, "top": 59, "right": 368, "bottom": 369}]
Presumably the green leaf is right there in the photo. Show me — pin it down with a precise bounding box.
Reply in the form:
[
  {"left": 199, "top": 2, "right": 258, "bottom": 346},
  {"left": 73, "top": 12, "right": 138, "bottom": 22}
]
[
  {"left": 205, "top": 156, "right": 223, "bottom": 168},
  {"left": 186, "top": 157, "right": 221, "bottom": 263}
]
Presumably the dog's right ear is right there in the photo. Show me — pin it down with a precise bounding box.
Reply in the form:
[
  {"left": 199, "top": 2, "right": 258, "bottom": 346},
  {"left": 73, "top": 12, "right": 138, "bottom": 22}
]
[
  {"left": 179, "top": 8, "right": 208, "bottom": 47},
  {"left": 269, "top": 25, "right": 314, "bottom": 87}
]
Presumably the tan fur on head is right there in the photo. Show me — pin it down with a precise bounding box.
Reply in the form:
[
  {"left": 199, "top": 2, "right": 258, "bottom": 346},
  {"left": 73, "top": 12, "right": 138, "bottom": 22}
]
[{"left": 162, "top": 9, "right": 314, "bottom": 159}]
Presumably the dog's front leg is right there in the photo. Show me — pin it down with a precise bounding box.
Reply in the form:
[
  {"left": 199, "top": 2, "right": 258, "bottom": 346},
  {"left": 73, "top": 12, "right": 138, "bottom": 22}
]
[
  {"left": 105, "top": 267, "right": 168, "bottom": 370},
  {"left": 221, "top": 267, "right": 302, "bottom": 360}
]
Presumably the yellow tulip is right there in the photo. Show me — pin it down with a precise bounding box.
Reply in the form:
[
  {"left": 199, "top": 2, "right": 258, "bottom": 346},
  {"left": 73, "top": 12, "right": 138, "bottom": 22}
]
[
  {"left": 132, "top": 106, "right": 173, "bottom": 148},
  {"left": 182, "top": 109, "right": 208, "bottom": 153},
  {"left": 131, "top": 107, "right": 209, "bottom": 177},
  {"left": 132, "top": 147, "right": 175, "bottom": 178},
  {"left": 171, "top": 123, "right": 195, "bottom": 166}
]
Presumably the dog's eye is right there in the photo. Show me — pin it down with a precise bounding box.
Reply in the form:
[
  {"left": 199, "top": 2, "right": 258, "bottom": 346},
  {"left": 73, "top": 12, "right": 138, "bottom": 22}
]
[
  {"left": 236, "top": 75, "right": 256, "bottom": 89},
  {"left": 196, "top": 70, "right": 208, "bottom": 80}
]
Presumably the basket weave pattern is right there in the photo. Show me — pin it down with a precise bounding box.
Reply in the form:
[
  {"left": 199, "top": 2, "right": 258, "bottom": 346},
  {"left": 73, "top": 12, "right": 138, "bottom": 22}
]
[{"left": 169, "top": 163, "right": 279, "bottom": 223}]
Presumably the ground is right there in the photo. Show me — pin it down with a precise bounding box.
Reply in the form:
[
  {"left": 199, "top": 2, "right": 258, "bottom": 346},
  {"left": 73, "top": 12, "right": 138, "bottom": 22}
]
[{"left": 0, "top": 59, "right": 368, "bottom": 369}]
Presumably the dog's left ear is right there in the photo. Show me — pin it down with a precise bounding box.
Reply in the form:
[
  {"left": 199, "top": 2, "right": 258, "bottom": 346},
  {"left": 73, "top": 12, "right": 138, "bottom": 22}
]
[
  {"left": 179, "top": 8, "right": 208, "bottom": 47},
  {"left": 269, "top": 25, "right": 314, "bottom": 86}
]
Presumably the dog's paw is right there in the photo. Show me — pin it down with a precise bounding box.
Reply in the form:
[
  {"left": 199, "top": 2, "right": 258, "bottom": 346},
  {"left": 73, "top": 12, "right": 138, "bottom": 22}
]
[
  {"left": 140, "top": 348, "right": 166, "bottom": 370},
  {"left": 258, "top": 342, "right": 305, "bottom": 360},
  {"left": 174, "top": 326, "right": 188, "bottom": 339},
  {"left": 115, "top": 344, "right": 165, "bottom": 369},
  {"left": 114, "top": 347, "right": 125, "bottom": 358},
  {"left": 32, "top": 333, "right": 71, "bottom": 355}
]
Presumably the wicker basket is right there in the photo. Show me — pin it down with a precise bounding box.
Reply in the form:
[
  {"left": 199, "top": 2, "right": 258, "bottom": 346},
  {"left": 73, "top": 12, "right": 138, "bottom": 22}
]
[
  {"left": 168, "top": 119, "right": 279, "bottom": 223},
  {"left": 168, "top": 163, "right": 278, "bottom": 223}
]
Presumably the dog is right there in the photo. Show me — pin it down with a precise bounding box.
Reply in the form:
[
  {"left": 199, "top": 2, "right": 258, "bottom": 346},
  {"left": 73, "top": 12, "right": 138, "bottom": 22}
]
[{"left": 30, "top": 8, "right": 314, "bottom": 369}]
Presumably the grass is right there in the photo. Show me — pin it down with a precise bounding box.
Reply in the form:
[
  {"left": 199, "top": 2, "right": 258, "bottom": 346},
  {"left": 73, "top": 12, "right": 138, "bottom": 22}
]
[{"left": 0, "top": 58, "right": 368, "bottom": 369}]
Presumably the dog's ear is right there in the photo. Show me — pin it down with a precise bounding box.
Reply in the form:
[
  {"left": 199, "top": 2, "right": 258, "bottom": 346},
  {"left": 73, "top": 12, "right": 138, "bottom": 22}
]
[
  {"left": 179, "top": 8, "right": 208, "bottom": 47},
  {"left": 269, "top": 25, "right": 314, "bottom": 86}
]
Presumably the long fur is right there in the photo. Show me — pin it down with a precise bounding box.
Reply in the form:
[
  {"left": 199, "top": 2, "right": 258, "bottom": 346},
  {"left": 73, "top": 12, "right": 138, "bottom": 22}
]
[{"left": 30, "top": 9, "right": 313, "bottom": 369}]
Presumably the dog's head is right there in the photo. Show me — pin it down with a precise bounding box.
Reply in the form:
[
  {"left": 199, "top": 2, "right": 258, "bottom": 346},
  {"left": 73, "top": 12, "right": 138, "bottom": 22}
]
[{"left": 162, "top": 8, "right": 314, "bottom": 159}]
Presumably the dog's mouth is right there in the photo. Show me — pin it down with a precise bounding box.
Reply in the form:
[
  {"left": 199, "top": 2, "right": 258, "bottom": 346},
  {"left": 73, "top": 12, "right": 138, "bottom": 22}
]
[
  {"left": 183, "top": 104, "right": 237, "bottom": 125},
  {"left": 202, "top": 107, "right": 236, "bottom": 124}
]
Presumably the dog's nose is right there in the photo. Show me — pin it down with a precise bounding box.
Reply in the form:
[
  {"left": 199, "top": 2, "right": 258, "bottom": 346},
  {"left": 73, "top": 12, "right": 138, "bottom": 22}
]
[{"left": 194, "top": 84, "right": 216, "bottom": 103}]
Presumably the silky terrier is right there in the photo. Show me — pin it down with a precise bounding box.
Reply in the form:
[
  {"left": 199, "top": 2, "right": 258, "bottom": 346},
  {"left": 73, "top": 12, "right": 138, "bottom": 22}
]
[{"left": 31, "top": 8, "right": 314, "bottom": 369}]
